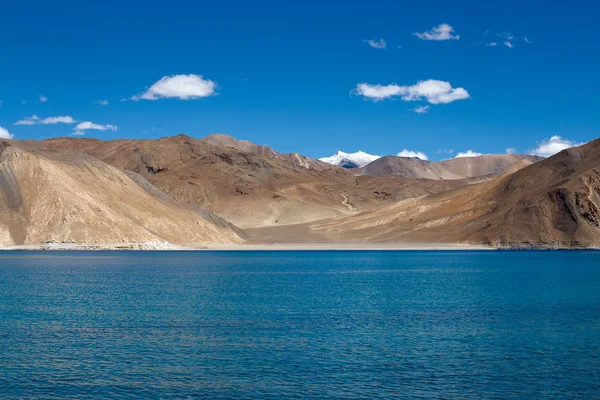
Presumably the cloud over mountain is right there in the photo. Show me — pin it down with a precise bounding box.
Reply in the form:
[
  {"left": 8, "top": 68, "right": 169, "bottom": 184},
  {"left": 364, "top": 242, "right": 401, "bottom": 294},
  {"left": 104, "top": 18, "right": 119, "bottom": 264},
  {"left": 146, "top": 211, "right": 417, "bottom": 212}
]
[
  {"left": 14, "top": 115, "right": 40, "bottom": 125},
  {"left": 0, "top": 126, "right": 14, "bottom": 139},
  {"left": 530, "top": 136, "right": 584, "bottom": 157},
  {"left": 132, "top": 74, "right": 217, "bottom": 101},
  {"left": 397, "top": 149, "right": 428, "bottom": 160},
  {"left": 39, "top": 116, "right": 76, "bottom": 124},
  {"left": 455, "top": 150, "right": 483, "bottom": 158},
  {"left": 74, "top": 121, "right": 118, "bottom": 135},
  {"left": 15, "top": 115, "right": 76, "bottom": 125}
]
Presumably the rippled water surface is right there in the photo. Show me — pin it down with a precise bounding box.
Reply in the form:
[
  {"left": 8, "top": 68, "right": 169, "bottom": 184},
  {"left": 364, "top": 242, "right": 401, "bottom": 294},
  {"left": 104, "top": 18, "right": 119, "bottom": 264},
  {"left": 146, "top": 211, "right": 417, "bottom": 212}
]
[{"left": 0, "top": 250, "right": 599, "bottom": 398}]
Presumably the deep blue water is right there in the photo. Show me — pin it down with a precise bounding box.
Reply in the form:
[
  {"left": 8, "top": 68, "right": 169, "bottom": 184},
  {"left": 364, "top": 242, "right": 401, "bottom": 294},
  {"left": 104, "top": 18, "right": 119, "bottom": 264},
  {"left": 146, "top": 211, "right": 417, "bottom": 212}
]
[{"left": 0, "top": 251, "right": 599, "bottom": 399}]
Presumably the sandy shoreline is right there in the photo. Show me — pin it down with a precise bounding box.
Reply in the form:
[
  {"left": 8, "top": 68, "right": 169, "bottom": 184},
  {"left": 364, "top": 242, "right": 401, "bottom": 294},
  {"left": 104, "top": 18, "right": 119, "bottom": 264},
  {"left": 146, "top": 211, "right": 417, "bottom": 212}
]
[
  {"left": 0, "top": 242, "right": 496, "bottom": 251},
  {"left": 2, "top": 242, "right": 597, "bottom": 251},
  {"left": 191, "top": 243, "right": 495, "bottom": 251}
]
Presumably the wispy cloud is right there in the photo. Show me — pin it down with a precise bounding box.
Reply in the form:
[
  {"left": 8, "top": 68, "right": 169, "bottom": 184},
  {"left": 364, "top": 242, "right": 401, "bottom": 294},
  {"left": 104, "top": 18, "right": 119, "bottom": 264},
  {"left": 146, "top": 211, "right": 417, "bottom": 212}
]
[
  {"left": 0, "top": 126, "right": 14, "bottom": 139},
  {"left": 38, "top": 95, "right": 48, "bottom": 103},
  {"left": 480, "top": 32, "right": 529, "bottom": 49},
  {"left": 437, "top": 149, "right": 454, "bottom": 155},
  {"left": 363, "top": 39, "right": 386, "bottom": 49},
  {"left": 14, "top": 115, "right": 40, "bottom": 125},
  {"left": 94, "top": 100, "right": 109, "bottom": 105},
  {"left": 74, "top": 121, "right": 118, "bottom": 135},
  {"left": 412, "top": 105, "right": 431, "bottom": 114},
  {"left": 529, "top": 136, "right": 584, "bottom": 157},
  {"left": 14, "top": 115, "right": 76, "bottom": 125},
  {"left": 413, "top": 24, "right": 460, "bottom": 41},
  {"left": 397, "top": 149, "right": 428, "bottom": 160},
  {"left": 39, "top": 116, "right": 76, "bottom": 124},
  {"left": 131, "top": 74, "right": 217, "bottom": 101},
  {"left": 354, "top": 79, "right": 470, "bottom": 104},
  {"left": 455, "top": 150, "right": 483, "bottom": 158},
  {"left": 506, "top": 148, "right": 517, "bottom": 154}
]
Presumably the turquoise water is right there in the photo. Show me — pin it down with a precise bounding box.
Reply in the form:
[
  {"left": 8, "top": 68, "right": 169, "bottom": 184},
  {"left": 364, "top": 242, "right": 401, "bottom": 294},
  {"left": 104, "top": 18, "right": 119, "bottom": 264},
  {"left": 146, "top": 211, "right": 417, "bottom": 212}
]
[{"left": 0, "top": 251, "right": 599, "bottom": 398}]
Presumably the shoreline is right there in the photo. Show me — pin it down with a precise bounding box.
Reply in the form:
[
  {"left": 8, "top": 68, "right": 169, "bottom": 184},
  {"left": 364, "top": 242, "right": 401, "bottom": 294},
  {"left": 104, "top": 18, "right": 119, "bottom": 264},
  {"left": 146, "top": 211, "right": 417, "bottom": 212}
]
[
  {"left": 0, "top": 242, "right": 494, "bottom": 251},
  {"left": 1, "top": 242, "right": 597, "bottom": 251}
]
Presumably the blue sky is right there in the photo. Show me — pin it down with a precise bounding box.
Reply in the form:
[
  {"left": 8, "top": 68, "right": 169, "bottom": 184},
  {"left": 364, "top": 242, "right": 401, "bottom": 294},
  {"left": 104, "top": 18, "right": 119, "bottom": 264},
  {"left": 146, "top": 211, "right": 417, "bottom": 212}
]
[{"left": 1, "top": 0, "right": 599, "bottom": 161}]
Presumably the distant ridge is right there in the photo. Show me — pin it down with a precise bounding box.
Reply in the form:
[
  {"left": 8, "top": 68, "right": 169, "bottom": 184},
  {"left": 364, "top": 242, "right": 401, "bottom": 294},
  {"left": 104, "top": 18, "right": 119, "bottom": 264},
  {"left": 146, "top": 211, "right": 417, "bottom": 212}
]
[
  {"left": 356, "top": 154, "right": 543, "bottom": 179},
  {"left": 201, "top": 133, "right": 331, "bottom": 171},
  {"left": 314, "top": 139, "right": 600, "bottom": 247}
]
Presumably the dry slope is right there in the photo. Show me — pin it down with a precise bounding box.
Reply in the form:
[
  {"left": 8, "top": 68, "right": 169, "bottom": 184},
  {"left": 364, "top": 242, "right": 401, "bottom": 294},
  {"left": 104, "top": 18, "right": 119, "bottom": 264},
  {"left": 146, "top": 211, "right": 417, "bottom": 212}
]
[
  {"left": 0, "top": 141, "right": 243, "bottom": 247},
  {"left": 30, "top": 135, "right": 480, "bottom": 229},
  {"left": 314, "top": 139, "right": 600, "bottom": 247}
]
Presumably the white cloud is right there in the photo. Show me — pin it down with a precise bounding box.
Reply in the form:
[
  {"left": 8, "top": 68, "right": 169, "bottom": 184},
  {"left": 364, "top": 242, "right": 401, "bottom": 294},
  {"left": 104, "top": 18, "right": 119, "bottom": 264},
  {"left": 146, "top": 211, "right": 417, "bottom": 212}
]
[
  {"left": 397, "top": 149, "right": 428, "bottom": 160},
  {"left": 455, "top": 150, "right": 483, "bottom": 158},
  {"left": 39, "top": 116, "right": 76, "bottom": 125},
  {"left": 412, "top": 105, "right": 430, "bottom": 114},
  {"left": 529, "top": 136, "right": 585, "bottom": 157},
  {"left": 437, "top": 149, "right": 454, "bottom": 154},
  {"left": 38, "top": 95, "right": 48, "bottom": 103},
  {"left": 506, "top": 148, "right": 517, "bottom": 154},
  {"left": 504, "top": 41, "right": 514, "bottom": 48},
  {"left": 363, "top": 39, "right": 386, "bottom": 49},
  {"left": 95, "top": 100, "right": 109, "bottom": 105},
  {"left": 74, "top": 121, "right": 118, "bottom": 135},
  {"left": 0, "top": 126, "right": 14, "bottom": 139},
  {"left": 413, "top": 24, "right": 460, "bottom": 41},
  {"left": 498, "top": 32, "right": 514, "bottom": 40},
  {"left": 485, "top": 42, "right": 497, "bottom": 47},
  {"left": 522, "top": 36, "right": 531, "bottom": 44},
  {"left": 14, "top": 115, "right": 76, "bottom": 125},
  {"left": 131, "top": 74, "right": 217, "bottom": 101},
  {"left": 14, "top": 115, "right": 40, "bottom": 125},
  {"left": 354, "top": 79, "right": 470, "bottom": 104}
]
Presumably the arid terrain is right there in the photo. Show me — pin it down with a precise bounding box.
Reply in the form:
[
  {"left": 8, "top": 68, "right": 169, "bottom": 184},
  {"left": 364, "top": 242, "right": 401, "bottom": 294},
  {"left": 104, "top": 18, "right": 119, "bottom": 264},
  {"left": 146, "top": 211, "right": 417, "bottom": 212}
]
[{"left": 2, "top": 134, "right": 599, "bottom": 249}]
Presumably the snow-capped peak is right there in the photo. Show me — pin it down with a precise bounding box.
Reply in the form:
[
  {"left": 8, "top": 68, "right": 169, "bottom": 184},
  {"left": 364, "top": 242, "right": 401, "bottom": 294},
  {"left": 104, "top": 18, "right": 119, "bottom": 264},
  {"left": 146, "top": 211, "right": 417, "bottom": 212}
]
[{"left": 319, "top": 150, "right": 380, "bottom": 168}]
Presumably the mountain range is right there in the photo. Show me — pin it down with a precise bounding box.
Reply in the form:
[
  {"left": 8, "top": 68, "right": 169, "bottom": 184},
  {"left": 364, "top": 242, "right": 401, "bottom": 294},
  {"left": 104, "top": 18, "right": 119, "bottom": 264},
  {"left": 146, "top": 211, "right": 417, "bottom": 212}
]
[{"left": 1, "top": 134, "right": 599, "bottom": 249}]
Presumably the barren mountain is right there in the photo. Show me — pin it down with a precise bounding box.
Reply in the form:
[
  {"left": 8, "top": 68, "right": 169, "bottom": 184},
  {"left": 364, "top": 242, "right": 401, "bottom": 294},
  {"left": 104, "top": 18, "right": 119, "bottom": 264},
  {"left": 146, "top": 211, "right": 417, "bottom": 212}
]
[
  {"left": 312, "top": 140, "right": 600, "bottom": 247},
  {"left": 4, "top": 134, "right": 599, "bottom": 248},
  {"left": 0, "top": 140, "right": 243, "bottom": 247},
  {"left": 30, "top": 135, "right": 479, "bottom": 229},
  {"left": 357, "top": 154, "right": 542, "bottom": 179},
  {"left": 201, "top": 133, "right": 331, "bottom": 171}
]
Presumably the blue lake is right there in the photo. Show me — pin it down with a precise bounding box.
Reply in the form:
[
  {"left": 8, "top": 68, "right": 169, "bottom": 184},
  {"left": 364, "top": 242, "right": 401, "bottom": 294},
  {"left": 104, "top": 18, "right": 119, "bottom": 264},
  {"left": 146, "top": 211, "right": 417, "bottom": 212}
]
[{"left": 0, "top": 250, "right": 599, "bottom": 398}]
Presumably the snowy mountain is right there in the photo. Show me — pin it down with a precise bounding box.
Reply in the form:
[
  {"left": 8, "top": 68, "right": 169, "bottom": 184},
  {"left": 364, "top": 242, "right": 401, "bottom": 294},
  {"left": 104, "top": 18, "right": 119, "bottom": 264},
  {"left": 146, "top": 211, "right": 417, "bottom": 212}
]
[{"left": 319, "top": 150, "right": 381, "bottom": 168}]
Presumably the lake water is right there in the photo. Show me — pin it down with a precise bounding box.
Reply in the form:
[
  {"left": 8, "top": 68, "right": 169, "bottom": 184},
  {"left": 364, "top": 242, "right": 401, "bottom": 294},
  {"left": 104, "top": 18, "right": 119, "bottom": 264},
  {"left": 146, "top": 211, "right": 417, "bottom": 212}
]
[{"left": 0, "top": 251, "right": 599, "bottom": 398}]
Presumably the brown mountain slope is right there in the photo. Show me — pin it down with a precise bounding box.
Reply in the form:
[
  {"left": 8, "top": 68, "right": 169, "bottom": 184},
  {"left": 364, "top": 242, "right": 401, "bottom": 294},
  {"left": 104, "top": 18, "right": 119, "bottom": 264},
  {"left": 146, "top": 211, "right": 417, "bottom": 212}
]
[
  {"left": 312, "top": 139, "right": 600, "bottom": 247},
  {"left": 356, "top": 154, "right": 542, "bottom": 179},
  {"left": 0, "top": 141, "right": 243, "bottom": 247},
  {"left": 26, "top": 135, "right": 482, "bottom": 229},
  {"left": 201, "top": 133, "right": 331, "bottom": 171}
]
